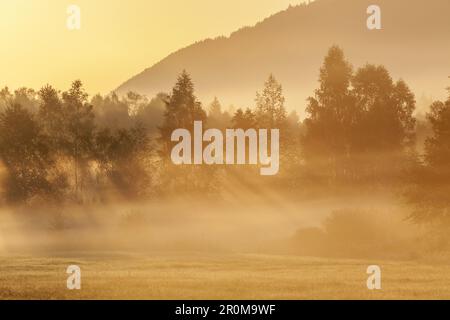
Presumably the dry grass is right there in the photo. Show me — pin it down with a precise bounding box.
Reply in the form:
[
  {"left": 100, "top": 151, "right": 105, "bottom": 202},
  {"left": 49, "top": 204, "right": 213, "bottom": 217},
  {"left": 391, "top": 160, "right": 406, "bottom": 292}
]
[{"left": 0, "top": 252, "right": 449, "bottom": 300}]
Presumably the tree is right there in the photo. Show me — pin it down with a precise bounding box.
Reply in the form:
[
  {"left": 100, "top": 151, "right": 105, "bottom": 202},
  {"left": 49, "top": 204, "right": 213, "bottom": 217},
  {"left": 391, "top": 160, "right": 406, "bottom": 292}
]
[
  {"left": 255, "top": 74, "right": 287, "bottom": 129},
  {"left": 302, "top": 46, "right": 356, "bottom": 182},
  {"left": 284, "top": 110, "right": 303, "bottom": 159},
  {"left": 303, "top": 46, "right": 416, "bottom": 185},
  {"left": 38, "top": 84, "right": 65, "bottom": 147},
  {"left": 406, "top": 95, "right": 450, "bottom": 223},
  {"left": 12, "top": 88, "right": 39, "bottom": 113},
  {"left": 207, "top": 97, "right": 232, "bottom": 131},
  {"left": 0, "top": 104, "right": 57, "bottom": 202},
  {"left": 159, "top": 70, "right": 206, "bottom": 157},
  {"left": 63, "top": 81, "right": 96, "bottom": 196},
  {"left": 95, "top": 123, "right": 151, "bottom": 199},
  {"left": 208, "top": 97, "right": 222, "bottom": 119},
  {"left": 38, "top": 80, "right": 95, "bottom": 197},
  {"left": 134, "top": 93, "right": 167, "bottom": 138},
  {"left": 158, "top": 71, "right": 214, "bottom": 195},
  {"left": 91, "top": 92, "right": 131, "bottom": 129},
  {"left": 424, "top": 100, "right": 450, "bottom": 169},
  {"left": 0, "top": 87, "right": 13, "bottom": 112},
  {"left": 232, "top": 108, "right": 256, "bottom": 129},
  {"left": 352, "top": 65, "right": 416, "bottom": 153},
  {"left": 351, "top": 65, "right": 416, "bottom": 184}
]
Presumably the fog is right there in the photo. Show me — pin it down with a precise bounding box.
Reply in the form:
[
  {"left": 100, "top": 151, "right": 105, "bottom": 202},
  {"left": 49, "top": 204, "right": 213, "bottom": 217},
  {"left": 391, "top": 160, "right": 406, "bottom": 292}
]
[{"left": 0, "top": 186, "right": 423, "bottom": 261}]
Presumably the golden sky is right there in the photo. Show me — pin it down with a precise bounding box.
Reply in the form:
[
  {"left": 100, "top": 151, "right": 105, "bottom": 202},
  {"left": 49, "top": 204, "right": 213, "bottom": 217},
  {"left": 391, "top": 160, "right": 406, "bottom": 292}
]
[{"left": 0, "top": 0, "right": 306, "bottom": 95}]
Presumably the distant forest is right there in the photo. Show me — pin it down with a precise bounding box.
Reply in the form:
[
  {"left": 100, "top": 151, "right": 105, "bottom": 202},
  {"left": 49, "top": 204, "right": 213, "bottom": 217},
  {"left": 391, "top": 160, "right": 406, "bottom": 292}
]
[{"left": 0, "top": 46, "right": 449, "bottom": 224}]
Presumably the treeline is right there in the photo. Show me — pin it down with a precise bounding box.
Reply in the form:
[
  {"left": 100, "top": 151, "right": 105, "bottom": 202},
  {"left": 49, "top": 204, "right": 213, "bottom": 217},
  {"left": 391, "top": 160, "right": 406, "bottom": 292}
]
[
  {"left": 0, "top": 46, "right": 449, "bottom": 223},
  {"left": 0, "top": 82, "right": 160, "bottom": 203}
]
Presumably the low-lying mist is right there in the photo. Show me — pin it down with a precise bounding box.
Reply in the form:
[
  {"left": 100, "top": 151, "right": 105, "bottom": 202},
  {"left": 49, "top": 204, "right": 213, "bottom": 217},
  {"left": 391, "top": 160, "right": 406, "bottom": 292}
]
[{"left": 0, "top": 187, "right": 433, "bottom": 261}]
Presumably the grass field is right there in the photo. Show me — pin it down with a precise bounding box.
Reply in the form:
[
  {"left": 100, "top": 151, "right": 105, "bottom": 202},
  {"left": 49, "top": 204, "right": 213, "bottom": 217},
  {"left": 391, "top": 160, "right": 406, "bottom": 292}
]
[{"left": 1, "top": 252, "right": 449, "bottom": 299}]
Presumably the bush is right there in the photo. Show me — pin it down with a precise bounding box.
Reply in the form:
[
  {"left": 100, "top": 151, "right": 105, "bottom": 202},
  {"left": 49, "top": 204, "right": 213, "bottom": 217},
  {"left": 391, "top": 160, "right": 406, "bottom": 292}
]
[{"left": 291, "top": 209, "right": 416, "bottom": 259}]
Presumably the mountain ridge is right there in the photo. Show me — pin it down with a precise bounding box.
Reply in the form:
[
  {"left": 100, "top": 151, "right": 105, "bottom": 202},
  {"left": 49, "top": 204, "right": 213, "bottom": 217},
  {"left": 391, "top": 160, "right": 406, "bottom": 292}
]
[{"left": 116, "top": 0, "right": 450, "bottom": 115}]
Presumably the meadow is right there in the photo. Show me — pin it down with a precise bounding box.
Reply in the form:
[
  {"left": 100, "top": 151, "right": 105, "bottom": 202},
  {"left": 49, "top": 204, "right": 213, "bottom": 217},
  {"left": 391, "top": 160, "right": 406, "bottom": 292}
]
[{"left": 1, "top": 252, "right": 449, "bottom": 300}]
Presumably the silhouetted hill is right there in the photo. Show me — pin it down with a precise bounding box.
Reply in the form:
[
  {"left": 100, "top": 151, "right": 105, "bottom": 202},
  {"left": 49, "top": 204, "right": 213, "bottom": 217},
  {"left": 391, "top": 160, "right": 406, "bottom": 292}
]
[{"left": 116, "top": 0, "right": 450, "bottom": 115}]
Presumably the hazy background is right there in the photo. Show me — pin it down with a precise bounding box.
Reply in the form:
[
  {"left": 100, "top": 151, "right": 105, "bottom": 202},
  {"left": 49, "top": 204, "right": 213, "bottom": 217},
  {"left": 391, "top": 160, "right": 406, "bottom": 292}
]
[
  {"left": 0, "top": 0, "right": 448, "bottom": 262},
  {"left": 1, "top": 0, "right": 450, "bottom": 299},
  {"left": 116, "top": 0, "right": 450, "bottom": 114},
  {"left": 0, "top": 0, "right": 307, "bottom": 95}
]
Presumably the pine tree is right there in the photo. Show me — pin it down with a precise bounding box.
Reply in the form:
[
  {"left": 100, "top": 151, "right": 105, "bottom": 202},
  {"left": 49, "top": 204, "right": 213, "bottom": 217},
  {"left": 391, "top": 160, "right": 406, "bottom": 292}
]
[
  {"left": 208, "top": 97, "right": 222, "bottom": 119},
  {"left": 159, "top": 70, "right": 206, "bottom": 157},
  {"left": 207, "top": 97, "right": 231, "bottom": 130}
]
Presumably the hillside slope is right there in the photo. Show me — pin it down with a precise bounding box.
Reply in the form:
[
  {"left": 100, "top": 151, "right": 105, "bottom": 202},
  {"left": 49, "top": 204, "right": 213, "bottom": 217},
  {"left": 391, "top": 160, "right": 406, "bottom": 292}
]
[{"left": 116, "top": 0, "right": 450, "bottom": 114}]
